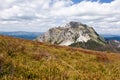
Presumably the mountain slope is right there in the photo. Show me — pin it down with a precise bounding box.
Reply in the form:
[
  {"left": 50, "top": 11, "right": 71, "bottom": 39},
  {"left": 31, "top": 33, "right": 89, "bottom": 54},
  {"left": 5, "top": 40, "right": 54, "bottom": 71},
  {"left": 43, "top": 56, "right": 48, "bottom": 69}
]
[
  {"left": 36, "top": 21, "right": 105, "bottom": 46},
  {"left": 0, "top": 35, "right": 120, "bottom": 80}
]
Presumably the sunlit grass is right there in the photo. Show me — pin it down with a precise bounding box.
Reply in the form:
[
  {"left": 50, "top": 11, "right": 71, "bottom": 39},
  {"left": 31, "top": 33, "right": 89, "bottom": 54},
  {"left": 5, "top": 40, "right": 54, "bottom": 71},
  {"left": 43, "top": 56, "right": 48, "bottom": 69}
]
[{"left": 0, "top": 35, "right": 120, "bottom": 80}]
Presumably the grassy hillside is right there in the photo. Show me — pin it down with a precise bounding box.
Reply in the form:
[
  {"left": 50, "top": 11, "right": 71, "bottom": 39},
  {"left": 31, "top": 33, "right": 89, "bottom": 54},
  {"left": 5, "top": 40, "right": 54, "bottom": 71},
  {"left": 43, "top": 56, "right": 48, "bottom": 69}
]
[{"left": 0, "top": 35, "right": 120, "bottom": 80}]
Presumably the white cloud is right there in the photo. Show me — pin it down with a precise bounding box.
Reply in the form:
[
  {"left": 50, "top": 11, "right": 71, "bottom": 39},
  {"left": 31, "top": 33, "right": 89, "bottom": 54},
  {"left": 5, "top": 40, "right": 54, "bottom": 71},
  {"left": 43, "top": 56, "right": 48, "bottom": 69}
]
[{"left": 0, "top": 0, "right": 120, "bottom": 35}]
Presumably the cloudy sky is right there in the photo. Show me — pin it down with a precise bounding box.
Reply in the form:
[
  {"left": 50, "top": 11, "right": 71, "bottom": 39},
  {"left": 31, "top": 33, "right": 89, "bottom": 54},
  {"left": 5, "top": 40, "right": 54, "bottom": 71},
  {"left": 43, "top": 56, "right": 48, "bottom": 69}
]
[{"left": 0, "top": 0, "right": 120, "bottom": 35}]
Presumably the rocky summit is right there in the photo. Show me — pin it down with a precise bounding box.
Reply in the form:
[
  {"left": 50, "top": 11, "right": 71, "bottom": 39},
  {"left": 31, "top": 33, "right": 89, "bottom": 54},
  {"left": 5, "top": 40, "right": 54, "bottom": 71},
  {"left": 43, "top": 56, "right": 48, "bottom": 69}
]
[{"left": 36, "top": 21, "right": 105, "bottom": 46}]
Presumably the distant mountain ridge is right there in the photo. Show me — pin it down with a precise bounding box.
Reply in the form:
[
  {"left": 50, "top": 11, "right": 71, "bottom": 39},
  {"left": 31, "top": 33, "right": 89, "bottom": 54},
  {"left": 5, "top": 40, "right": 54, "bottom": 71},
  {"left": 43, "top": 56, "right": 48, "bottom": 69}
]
[
  {"left": 101, "top": 34, "right": 120, "bottom": 41},
  {"left": 0, "top": 31, "right": 43, "bottom": 40}
]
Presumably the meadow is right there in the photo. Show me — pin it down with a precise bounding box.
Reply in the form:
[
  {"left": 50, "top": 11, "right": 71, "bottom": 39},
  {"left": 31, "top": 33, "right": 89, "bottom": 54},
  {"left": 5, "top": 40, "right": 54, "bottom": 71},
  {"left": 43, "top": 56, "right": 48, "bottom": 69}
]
[{"left": 0, "top": 35, "right": 120, "bottom": 80}]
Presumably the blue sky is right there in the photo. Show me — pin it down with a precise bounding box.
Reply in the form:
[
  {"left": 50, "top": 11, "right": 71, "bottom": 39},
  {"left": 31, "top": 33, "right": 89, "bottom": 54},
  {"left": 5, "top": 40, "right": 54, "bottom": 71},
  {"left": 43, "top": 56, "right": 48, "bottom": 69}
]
[
  {"left": 0, "top": 0, "right": 120, "bottom": 35},
  {"left": 99, "top": 0, "right": 113, "bottom": 3},
  {"left": 73, "top": 0, "right": 113, "bottom": 3}
]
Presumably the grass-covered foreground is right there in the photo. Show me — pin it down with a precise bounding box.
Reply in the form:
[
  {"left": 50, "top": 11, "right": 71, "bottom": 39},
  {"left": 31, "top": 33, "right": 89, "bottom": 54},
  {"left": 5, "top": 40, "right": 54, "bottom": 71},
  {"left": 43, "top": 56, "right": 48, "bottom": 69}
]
[{"left": 0, "top": 35, "right": 120, "bottom": 80}]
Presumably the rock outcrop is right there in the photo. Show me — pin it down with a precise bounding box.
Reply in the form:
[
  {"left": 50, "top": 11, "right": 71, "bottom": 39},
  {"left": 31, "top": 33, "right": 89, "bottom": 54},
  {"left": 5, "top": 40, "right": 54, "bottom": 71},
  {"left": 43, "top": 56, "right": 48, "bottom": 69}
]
[{"left": 36, "top": 21, "right": 105, "bottom": 46}]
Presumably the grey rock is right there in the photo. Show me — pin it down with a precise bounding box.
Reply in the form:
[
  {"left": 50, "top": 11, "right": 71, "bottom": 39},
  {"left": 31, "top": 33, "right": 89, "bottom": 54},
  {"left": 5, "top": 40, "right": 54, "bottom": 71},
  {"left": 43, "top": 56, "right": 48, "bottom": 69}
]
[{"left": 36, "top": 21, "right": 105, "bottom": 46}]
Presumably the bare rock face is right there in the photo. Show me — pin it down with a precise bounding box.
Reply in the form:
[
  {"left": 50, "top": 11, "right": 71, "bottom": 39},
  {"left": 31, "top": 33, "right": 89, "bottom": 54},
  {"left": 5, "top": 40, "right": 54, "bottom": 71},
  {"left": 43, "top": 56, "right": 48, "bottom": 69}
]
[{"left": 36, "top": 21, "right": 105, "bottom": 46}]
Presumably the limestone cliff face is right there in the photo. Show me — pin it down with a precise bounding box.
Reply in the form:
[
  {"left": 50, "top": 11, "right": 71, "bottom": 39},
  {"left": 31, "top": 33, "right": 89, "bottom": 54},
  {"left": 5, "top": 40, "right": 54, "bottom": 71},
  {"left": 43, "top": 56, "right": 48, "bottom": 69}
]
[{"left": 36, "top": 21, "right": 105, "bottom": 46}]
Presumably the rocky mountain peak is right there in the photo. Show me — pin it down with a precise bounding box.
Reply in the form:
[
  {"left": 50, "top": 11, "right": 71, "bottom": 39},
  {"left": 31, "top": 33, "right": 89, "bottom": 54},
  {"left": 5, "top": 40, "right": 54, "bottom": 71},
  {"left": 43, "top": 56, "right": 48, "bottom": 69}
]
[
  {"left": 36, "top": 21, "right": 105, "bottom": 46},
  {"left": 65, "top": 21, "right": 87, "bottom": 28}
]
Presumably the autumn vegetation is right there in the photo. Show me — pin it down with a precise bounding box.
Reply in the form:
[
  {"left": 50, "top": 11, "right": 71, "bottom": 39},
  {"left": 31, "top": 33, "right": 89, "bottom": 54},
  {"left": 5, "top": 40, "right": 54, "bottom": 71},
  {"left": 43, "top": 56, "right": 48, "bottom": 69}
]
[{"left": 0, "top": 35, "right": 120, "bottom": 80}]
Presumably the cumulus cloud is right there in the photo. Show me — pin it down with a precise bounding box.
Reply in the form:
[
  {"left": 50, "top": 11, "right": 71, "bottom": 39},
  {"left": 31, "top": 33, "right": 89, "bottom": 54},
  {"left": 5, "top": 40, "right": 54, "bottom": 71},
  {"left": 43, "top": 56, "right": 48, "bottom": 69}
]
[{"left": 0, "top": 0, "right": 120, "bottom": 35}]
